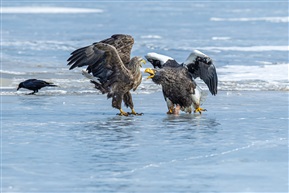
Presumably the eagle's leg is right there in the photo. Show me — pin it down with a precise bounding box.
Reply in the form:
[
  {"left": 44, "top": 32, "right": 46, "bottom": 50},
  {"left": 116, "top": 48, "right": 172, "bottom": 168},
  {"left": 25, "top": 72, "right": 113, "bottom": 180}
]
[
  {"left": 165, "top": 98, "right": 174, "bottom": 114},
  {"left": 123, "top": 92, "right": 143, "bottom": 115},
  {"left": 118, "top": 109, "right": 129, "bottom": 116},
  {"left": 174, "top": 105, "right": 181, "bottom": 115},
  {"left": 194, "top": 107, "right": 207, "bottom": 114},
  {"left": 129, "top": 108, "right": 143, "bottom": 116},
  {"left": 167, "top": 107, "right": 174, "bottom": 114},
  {"left": 112, "top": 93, "right": 128, "bottom": 116}
]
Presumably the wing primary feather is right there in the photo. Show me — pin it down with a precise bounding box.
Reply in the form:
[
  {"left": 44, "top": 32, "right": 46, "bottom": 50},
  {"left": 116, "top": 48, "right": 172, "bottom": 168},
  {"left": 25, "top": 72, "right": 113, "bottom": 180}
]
[
  {"left": 68, "top": 47, "right": 104, "bottom": 70},
  {"left": 69, "top": 55, "right": 88, "bottom": 70},
  {"left": 67, "top": 53, "right": 85, "bottom": 66},
  {"left": 184, "top": 50, "right": 218, "bottom": 95},
  {"left": 70, "top": 46, "right": 88, "bottom": 55},
  {"left": 67, "top": 50, "right": 85, "bottom": 62}
]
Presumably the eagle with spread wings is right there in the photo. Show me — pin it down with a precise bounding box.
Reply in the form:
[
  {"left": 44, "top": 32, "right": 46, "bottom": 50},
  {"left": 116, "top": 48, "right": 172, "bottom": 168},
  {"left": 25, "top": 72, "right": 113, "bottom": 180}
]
[
  {"left": 67, "top": 34, "right": 145, "bottom": 116},
  {"left": 144, "top": 50, "right": 218, "bottom": 114}
]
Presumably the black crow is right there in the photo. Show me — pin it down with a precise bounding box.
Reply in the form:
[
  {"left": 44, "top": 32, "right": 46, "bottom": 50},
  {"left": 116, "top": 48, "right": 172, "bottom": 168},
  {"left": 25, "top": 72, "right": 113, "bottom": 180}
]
[{"left": 17, "top": 79, "right": 57, "bottom": 95}]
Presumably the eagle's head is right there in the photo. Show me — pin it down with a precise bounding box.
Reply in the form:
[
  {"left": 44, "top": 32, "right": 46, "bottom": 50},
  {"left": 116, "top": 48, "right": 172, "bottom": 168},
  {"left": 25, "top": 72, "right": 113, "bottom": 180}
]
[
  {"left": 130, "top": 56, "right": 146, "bottom": 68},
  {"left": 144, "top": 68, "right": 166, "bottom": 85}
]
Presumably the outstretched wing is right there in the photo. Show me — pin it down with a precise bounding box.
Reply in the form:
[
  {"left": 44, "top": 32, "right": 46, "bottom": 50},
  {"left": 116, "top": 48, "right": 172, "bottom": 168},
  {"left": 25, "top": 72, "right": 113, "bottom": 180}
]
[
  {"left": 145, "top": 52, "right": 175, "bottom": 68},
  {"left": 67, "top": 42, "right": 132, "bottom": 90},
  {"left": 183, "top": 50, "right": 218, "bottom": 95},
  {"left": 100, "top": 34, "right": 134, "bottom": 65}
]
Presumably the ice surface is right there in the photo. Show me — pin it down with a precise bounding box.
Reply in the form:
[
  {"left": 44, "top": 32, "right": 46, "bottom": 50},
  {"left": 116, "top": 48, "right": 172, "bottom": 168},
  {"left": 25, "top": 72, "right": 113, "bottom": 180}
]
[
  {"left": 218, "top": 63, "right": 288, "bottom": 81},
  {"left": 182, "top": 45, "right": 289, "bottom": 52},
  {"left": 1, "top": 6, "right": 103, "bottom": 14},
  {"left": 2, "top": 92, "right": 288, "bottom": 192},
  {"left": 210, "top": 16, "right": 289, "bottom": 23}
]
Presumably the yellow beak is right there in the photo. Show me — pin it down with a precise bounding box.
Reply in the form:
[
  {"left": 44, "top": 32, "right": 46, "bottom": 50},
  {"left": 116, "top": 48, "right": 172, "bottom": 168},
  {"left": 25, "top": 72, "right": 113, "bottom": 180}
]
[
  {"left": 140, "top": 59, "right": 146, "bottom": 67},
  {"left": 144, "top": 68, "right": 155, "bottom": 79}
]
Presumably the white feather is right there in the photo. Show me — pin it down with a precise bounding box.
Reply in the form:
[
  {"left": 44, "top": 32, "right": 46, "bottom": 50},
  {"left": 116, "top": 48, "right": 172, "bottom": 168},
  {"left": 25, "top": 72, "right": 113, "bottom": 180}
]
[
  {"left": 183, "top": 50, "right": 209, "bottom": 65},
  {"left": 191, "top": 86, "right": 202, "bottom": 106},
  {"left": 145, "top": 52, "right": 174, "bottom": 65}
]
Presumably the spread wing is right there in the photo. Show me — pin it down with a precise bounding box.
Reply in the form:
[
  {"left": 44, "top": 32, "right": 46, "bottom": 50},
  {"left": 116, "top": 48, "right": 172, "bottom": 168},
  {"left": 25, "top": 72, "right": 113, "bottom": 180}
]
[
  {"left": 183, "top": 50, "right": 218, "bottom": 95},
  {"left": 145, "top": 52, "right": 175, "bottom": 68},
  {"left": 100, "top": 34, "right": 134, "bottom": 65},
  {"left": 67, "top": 42, "right": 132, "bottom": 90}
]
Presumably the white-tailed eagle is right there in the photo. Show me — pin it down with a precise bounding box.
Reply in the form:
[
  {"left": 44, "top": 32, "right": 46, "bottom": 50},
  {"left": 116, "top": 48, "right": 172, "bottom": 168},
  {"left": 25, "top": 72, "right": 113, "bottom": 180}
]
[
  {"left": 67, "top": 34, "right": 145, "bottom": 116},
  {"left": 144, "top": 50, "right": 218, "bottom": 114}
]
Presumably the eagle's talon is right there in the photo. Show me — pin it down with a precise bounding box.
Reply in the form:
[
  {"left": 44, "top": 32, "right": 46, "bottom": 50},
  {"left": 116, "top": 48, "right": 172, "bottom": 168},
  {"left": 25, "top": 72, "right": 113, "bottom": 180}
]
[
  {"left": 117, "top": 109, "right": 129, "bottom": 116},
  {"left": 128, "top": 109, "right": 143, "bottom": 116},
  {"left": 194, "top": 107, "right": 207, "bottom": 114},
  {"left": 117, "top": 113, "right": 129, "bottom": 116},
  {"left": 128, "top": 112, "right": 143, "bottom": 116},
  {"left": 166, "top": 108, "right": 174, "bottom": 114}
]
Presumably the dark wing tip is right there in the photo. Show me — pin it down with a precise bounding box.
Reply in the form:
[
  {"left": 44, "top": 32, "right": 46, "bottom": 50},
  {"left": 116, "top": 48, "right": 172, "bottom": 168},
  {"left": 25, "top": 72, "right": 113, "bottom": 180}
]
[
  {"left": 205, "top": 64, "right": 218, "bottom": 95},
  {"left": 184, "top": 50, "right": 218, "bottom": 95},
  {"left": 67, "top": 44, "right": 104, "bottom": 70}
]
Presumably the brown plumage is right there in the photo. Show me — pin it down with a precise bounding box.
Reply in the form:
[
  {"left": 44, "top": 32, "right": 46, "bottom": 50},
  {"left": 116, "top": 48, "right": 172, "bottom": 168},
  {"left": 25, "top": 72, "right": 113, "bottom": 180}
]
[{"left": 67, "top": 34, "right": 145, "bottom": 116}]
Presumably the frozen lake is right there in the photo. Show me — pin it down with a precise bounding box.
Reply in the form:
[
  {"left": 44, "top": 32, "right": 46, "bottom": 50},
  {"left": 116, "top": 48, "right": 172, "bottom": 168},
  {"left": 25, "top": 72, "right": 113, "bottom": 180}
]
[
  {"left": 1, "top": 1, "right": 288, "bottom": 192},
  {"left": 2, "top": 91, "right": 288, "bottom": 192}
]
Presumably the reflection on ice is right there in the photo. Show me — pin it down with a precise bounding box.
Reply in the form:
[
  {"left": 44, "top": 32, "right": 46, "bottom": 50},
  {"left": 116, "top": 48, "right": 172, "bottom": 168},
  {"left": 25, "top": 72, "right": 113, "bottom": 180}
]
[{"left": 164, "top": 114, "right": 220, "bottom": 127}]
